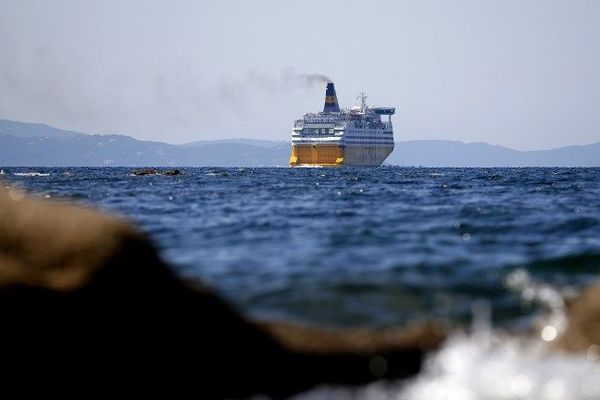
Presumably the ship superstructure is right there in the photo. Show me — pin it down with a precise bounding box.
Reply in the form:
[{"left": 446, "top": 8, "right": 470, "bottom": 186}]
[{"left": 289, "top": 83, "right": 395, "bottom": 167}]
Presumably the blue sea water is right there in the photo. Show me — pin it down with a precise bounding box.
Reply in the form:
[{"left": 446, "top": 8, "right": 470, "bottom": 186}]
[{"left": 5, "top": 167, "right": 600, "bottom": 330}]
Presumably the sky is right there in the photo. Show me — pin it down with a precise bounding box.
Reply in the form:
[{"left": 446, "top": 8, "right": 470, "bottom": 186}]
[{"left": 1, "top": 0, "right": 599, "bottom": 150}]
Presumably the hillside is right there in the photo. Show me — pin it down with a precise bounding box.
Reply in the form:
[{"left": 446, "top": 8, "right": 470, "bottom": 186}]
[{"left": 0, "top": 119, "right": 598, "bottom": 167}]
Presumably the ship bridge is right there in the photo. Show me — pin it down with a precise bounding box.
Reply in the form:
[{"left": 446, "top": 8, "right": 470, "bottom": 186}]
[{"left": 372, "top": 107, "right": 395, "bottom": 115}]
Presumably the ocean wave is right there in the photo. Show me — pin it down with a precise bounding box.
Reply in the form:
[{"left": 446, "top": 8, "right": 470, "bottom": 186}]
[
  {"left": 294, "top": 332, "right": 600, "bottom": 400},
  {"left": 13, "top": 172, "right": 50, "bottom": 177},
  {"left": 8, "top": 166, "right": 600, "bottom": 329},
  {"left": 403, "top": 332, "right": 599, "bottom": 400},
  {"left": 520, "top": 253, "right": 600, "bottom": 274},
  {"left": 296, "top": 269, "right": 600, "bottom": 399}
]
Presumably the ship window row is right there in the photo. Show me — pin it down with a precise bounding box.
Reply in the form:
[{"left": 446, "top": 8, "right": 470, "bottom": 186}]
[
  {"left": 344, "top": 140, "right": 394, "bottom": 143},
  {"left": 344, "top": 139, "right": 394, "bottom": 143},
  {"left": 349, "top": 138, "right": 393, "bottom": 141},
  {"left": 345, "top": 135, "right": 393, "bottom": 138},
  {"left": 343, "top": 142, "right": 394, "bottom": 145},
  {"left": 346, "top": 133, "right": 393, "bottom": 136},
  {"left": 299, "top": 130, "right": 393, "bottom": 136},
  {"left": 345, "top": 137, "right": 393, "bottom": 140},
  {"left": 302, "top": 128, "right": 335, "bottom": 134},
  {"left": 348, "top": 134, "right": 393, "bottom": 137},
  {"left": 345, "top": 135, "right": 393, "bottom": 139}
]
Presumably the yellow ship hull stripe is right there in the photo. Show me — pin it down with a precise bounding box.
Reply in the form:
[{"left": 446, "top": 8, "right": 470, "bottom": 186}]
[{"left": 289, "top": 144, "right": 344, "bottom": 166}]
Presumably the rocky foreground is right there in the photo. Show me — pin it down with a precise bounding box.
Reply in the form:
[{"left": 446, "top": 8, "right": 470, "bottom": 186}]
[
  {"left": 0, "top": 183, "right": 445, "bottom": 398},
  {"left": 0, "top": 183, "right": 597, "bottom": 398}
]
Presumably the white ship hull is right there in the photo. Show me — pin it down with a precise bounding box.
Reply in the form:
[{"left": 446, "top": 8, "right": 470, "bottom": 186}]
[{"left": 343, "top": 144, "right": 394, "bottom": 166}]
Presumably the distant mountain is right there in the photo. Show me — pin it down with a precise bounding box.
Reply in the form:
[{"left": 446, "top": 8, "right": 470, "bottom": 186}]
[
  {"left": 0, "top": 119, "right": 288, "bottom": 167},
  {"left": 387, "top": 140, "right": 600, "bottom": 167},
  {"left": 0, "top": 119, "right": 598, "bottom": 167},
  {"left": 0, "top": 119, "right": 84, "bottom": 139}
]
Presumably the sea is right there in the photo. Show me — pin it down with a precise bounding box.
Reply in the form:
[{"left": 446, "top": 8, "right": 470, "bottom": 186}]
[{"left": 4, "top": 166, "right": 600, "bottom": 399}]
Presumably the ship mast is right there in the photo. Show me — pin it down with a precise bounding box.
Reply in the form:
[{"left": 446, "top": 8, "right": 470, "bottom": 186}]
[{"left": 357, "top": 92, "right": 368, "bottom": 112}]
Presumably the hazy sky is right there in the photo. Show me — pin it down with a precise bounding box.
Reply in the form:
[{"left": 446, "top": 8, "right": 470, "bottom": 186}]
[{"left": 1, "top": 0, "right": 599, "bottom": 149}]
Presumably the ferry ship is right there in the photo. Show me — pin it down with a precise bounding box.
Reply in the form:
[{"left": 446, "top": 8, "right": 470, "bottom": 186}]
[{"left": 289, "top": 83, "right": 395, "bottom": 167}]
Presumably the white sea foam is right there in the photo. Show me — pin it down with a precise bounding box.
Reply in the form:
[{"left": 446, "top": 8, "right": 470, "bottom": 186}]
[
  {"left": 292, "top": 272, "right": 600, "bottom": 400},
  {"left": 13, "top": 172, "right": 50, "bottom": 177},
  {"left": 293, "top": 332, "right": 600, "bottom": 400},
  {"left": 505, "top": 268, "right": 573, "bottom": 341},
  {"left": 400, "top": 332, "right": 600, "bottom": 400}
]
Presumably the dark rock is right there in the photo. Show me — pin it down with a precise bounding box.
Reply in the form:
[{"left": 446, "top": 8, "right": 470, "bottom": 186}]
[
  {"left": 132, "top": 168, "right": 181, "bottom": 176},
  {"left": 0, "top": 184, "right": 446, "bottom": 398},
  {"left": 133, "top": 168, "right": 160, "bottom": 175}
]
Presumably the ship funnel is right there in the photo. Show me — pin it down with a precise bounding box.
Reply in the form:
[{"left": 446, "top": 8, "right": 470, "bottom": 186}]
[{"left": 323, "top": 82, "right": 340, "bottom": 113}]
